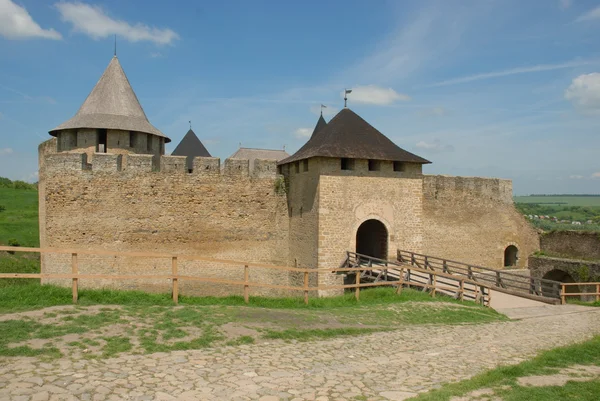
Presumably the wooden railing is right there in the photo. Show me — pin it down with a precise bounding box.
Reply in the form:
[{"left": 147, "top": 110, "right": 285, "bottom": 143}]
[
  {"left": 397, "top": 249, "right": 562, "bottom": 304},
  {"left": 342, "top": 252, "right": 492, "bottom": 306},
  {"left": 0, "top": 246, "right": 492, "bottom": 307},
  {"left": 561, "top": 282, "right": 600, "bottom": 304}
]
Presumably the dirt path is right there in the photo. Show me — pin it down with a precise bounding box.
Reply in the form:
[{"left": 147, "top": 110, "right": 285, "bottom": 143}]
[{"left": 0, "top": 305, "right": 598, "bottom": 400}]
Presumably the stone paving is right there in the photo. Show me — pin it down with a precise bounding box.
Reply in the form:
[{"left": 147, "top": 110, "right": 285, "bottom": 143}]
[{"left": 0, "top": 307, "right": 599, "bottom": 401}]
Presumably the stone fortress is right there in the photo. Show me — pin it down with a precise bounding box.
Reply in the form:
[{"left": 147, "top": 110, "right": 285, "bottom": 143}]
[{"left": 38, "top": 56, "right": 540, "bottom": 296}]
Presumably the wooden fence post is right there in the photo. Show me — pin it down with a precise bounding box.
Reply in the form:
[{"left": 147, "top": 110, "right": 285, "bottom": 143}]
[
  {"left": 468, "top": 266, "right": 473, "bottom": 279},
  {"left": 71, "top": 253, "right": 78, "bottom": 304},
  {"left": 561, "top": 283, "right": 566, "bottom": 305},
  {"left": 459, "top": 279, "right": 464, "bottom": 301},
  {"left": 355, "top": 270, "right": 360, "bottom": 301},
  {"left": 431, "top": 274, "right": 437, "bottom": 298},
  {"left": 495, "top": 271, "right": 501, "bottom": 287},
  {"left": 442, "top": 260, "right": 448, "bottom": 273},
  {"left": 396, "top": 268, "right": 405, "bottom": 294},
  {"left": 303, "top": 271, "right": 309, "bottom": 305},
  {"left": 596, "top": 284, "right": 600, "bottom": 302},
  {"left": 244, "top": 265, "right": 249, "bottom": 304},
  {"left": 171, "top": 256, "right": 178, "bottom": 304}
]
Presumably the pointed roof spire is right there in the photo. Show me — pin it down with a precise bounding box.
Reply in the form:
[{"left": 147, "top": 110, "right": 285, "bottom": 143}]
[
  {"left": 171, "top": 128, "right": 211, "bottom": 171},
  {"left": 309, "top": 114, "right": 327, "bottom": 140},
  {"left": 49, "top": 56, "right": 170, "bottom": 142},
  {"left": 278, "top": 108, "right": 430, "bottom": 165}
]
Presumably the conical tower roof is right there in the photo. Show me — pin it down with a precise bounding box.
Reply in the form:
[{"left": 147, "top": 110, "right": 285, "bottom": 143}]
[
  {"left": 279, "top": 108, "right": 430, "bottom": 165},
  {"left": 171, "top": 129, "right": 211, "bottom": 170},
  {"left": 49, "top": 56, "right": 170, "bottom": 142},
  {"left": 310, "top": 114, "right": 327, "bottom": 139}
]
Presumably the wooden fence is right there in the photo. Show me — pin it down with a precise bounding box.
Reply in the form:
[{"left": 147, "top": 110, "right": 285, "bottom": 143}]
[
  {"left": 0, "top": 246, "right": 491, "bottom": 306},
  {"left": 561, "top": 282, "right": 600, "bottom": 304}
]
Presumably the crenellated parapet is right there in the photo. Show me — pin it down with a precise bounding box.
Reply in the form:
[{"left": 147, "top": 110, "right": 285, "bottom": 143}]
[
  {"left": 42, "top": 152, "right": 280, "bottom": 179},
  {"left": 423, "top": 175, "right": 513, "bottom": 205}
]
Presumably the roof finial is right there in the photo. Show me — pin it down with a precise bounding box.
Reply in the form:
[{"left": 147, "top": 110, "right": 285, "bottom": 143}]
[
  {"left": 344, "top": 89, "right": 352, "bottom": 108},
  {"left": 320, "top": 104, "right": 327, "bottom": 116},
  {"left": 114, "top": 34, "right": 117, "bottom": 56},
  {"left": 189, "top": 120, "right": 192, "bottom": 130}
]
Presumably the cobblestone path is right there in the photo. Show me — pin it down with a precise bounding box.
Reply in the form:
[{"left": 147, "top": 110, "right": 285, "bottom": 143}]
[{"left": 1, "top": 307, "right": 599, "bottom": 401}]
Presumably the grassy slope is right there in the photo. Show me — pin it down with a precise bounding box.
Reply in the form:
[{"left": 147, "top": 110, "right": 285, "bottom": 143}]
[
  {"left": 409, "top": 335, "right": 600, "bottom": 401},
  {"left": 0, "top": 187, "right": 39, "bottom": 247},
  {"left": 0, "top": 287, "right": 506, "bottom": 359}
]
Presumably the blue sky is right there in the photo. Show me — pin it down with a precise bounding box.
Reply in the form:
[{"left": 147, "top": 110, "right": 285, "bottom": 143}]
[{"left": 0, "top": 0, "right": 599, "bottom": 195}]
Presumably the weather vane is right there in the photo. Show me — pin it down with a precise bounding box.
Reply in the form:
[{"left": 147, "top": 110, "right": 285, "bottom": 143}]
[
  {"left": 344, "top": 89, "right": 352, "bottom": 108},
  {"left": 320, "top": 104, "right": 327, "bottom": 116},
  {"left": 114, "top": 34, "right": 117, "bottom": 56},
  {"left": 189, "top": 120, "right": 192, "bottom": 130}
]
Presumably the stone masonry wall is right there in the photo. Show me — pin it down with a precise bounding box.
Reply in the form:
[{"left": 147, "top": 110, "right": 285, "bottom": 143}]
[
  {"left": 316, "top": 158, "right": 424, "bottom": 295},
  {"left": 422, "top": 175, "right": 539, "bottom": 269},
  {"left": 540, "top": 231, "right": 600, "bottom": 260},
  {"left": 39, "top": 152, "right": 290, "bottom": 297}
]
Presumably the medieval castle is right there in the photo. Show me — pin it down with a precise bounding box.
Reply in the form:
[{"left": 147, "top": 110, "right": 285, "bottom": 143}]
[{"left": 38, "top": 56, "right": 539, "bottom": 296}]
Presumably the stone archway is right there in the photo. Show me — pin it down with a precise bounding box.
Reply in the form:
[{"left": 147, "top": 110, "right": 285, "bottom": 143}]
[
  {"left": 542, "top": 269, "right": 579, "bottom": 295},
  {"left": 504, "top": 245, "right": 518, "bottom": 267},
  {"left": 356, "top": 219, "right": 388, "bottom": 260}
]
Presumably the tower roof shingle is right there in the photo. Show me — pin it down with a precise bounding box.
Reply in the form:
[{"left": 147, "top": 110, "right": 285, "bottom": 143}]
[
  {"left": 49, "top": 56, "right": 170, "bottom": 142},
  {"left": 278, "top": 108, "right": 430, "bottom": 165}
]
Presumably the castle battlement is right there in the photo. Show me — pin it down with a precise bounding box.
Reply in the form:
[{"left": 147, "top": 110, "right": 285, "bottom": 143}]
[
  {"left": 423, "top": 174, "right": 513, "bottom": 205},
  {"left": 43, "top": 152, "right": 280, "bottom": 179}
]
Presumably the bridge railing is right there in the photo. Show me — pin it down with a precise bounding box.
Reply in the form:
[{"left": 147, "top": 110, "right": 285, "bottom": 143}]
[
  {"left": 561, "top": 282, "right": 600, "bottom": 304},
  {"left": 397, "top": 250, "right": 562, "bottom": 302},
  {"left": 342, "top": 251, "right": 492, "bottom": 306}
]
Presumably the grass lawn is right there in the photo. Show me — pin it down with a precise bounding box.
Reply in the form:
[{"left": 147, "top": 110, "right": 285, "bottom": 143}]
[
  {"left": 0, "top": 286, "right": 506, "bottom": 360},
  {"left": 409, "top": 335, "right": 600, "bottom": 401},
  {"left": 0, "top": 187, "right": 39, "bottom": 247}
]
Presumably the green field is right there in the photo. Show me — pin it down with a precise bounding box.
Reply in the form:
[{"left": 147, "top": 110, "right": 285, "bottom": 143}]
[
  {"left": 514, "top": 195, "right": 600, "bottom": 206},
  {"left": 0, "top": 187, "right": 39, "bottom": 247}
]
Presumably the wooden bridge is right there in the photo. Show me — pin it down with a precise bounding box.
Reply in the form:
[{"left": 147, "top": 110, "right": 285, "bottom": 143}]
[{"left": 340, "top": 250, "right": 566, "bottom": 305}]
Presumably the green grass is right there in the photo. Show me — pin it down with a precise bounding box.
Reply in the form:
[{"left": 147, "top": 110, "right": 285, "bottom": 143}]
[
  {"left": 514, "top": 195, "right": 600, "bottom": 207},
  {"left": 102, "top": 336, "right": 132, "bottom": 357},
  {"left": 409, "top": 335, "right": 600, "bottom": 401},
  {"left": 0, "top": 187, "right": 39, "bottom": 248},
  {"left": 0, "top": 284, "right": 495, "bottom": 314},
  {"left": 263, "top": 327, "right": 390, "bottom": 341}
]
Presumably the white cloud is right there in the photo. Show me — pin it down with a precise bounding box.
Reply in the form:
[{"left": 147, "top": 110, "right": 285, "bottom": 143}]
[
  {"left": 429, "top": 60, "right": 597, "bottom": 87},
  {"left": 593, "top": 172, "right": 600, "bottom": 179},
  {"left": 569, "top": 175, "right": 584, "bottom": 179},
  {"left": 576, "top": 6, "right": 600, "bottom": 22},
  {"left": 343, "top": 85, "right": 410, "bottom": 106},
  {"left": 0, "top": 0, "right": 61, "bottom": 40},
  {"left": 293, "top": 128, "right": 312, "bottom": 139},
  {"left": 56, "top": 2, "right": 179, "bottom": 45},
  {"left": 417, "top": 107, "right": 447, "bottom": 117},
  {"left": 560, "top": 0, "right": 572, "bottom": 10},
  {"left": 0, "top": 147, "right": 14, "bottom": 155},
  {"left": 565, "top": 73, "right": 600, "bottom": 114},
  {"left": 415, "top": 139, "right": 454, "bottom": 153}
]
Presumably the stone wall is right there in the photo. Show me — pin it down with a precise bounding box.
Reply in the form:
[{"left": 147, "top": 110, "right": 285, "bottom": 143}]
[
  {"left": 540, "top": 231, "right": 600, "bottom": 260},
  {"left": 422, "top": 175, "right": 539, "bottom": 269},
  {"left": 39, "top": 151, "right": 291, "bottom": 296},
  {"left": 315, "top": 158, "right": 424, "bottom": 294},
  {"left": 529, "top": 255, "right": 600, "bottom": 300}
]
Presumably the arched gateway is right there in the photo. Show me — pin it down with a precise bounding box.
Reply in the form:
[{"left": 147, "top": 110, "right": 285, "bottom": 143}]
[{"left": 356, "top": 219, "right": 388, "bottom": 260}]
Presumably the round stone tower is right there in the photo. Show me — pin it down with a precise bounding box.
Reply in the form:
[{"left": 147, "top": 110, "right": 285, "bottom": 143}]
[{"left": 48, "top": 56, "right": 170, "bottom": 161}]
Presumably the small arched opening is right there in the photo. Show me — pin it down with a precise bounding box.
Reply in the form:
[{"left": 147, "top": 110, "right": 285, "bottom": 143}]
[
  {"left": 542, "top": 269, "right": 579, "bottom": 297},
  {"left": 504, "top": 245, "right": 519, "bottom": 267},
  {"left": 356, "top": 219, "right": 388, "bottom": 260}
]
